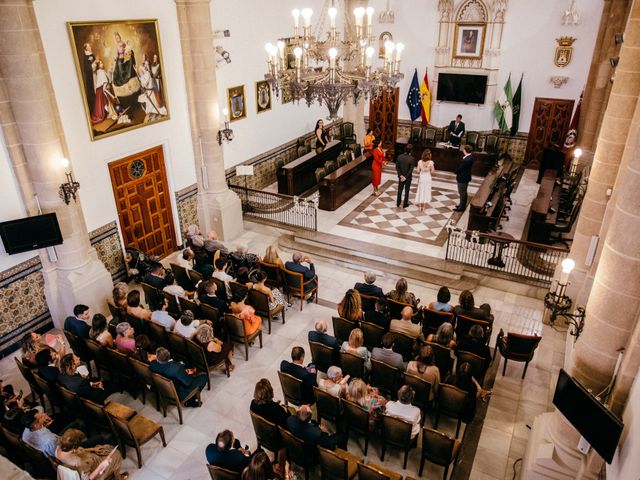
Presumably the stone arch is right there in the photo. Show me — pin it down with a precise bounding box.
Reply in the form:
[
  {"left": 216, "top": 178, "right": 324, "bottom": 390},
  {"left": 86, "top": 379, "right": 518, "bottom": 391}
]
[{"left": 456, "top": 0, "right": 488, "bottom": 23}]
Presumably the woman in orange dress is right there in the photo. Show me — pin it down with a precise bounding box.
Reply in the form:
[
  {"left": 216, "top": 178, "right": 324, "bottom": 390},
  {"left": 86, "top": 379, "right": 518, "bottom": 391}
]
[
  {"left": 363, "top": 129, "right": 375, "bottom": 158},
  {"left": 371, "top": 139, "right": 386, "bottom": 196}
]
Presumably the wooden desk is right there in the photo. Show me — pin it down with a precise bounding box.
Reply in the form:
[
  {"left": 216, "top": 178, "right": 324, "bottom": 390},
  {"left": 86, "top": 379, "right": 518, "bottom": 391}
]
[
  {"left": 277, "top": 140, "right": 342, "bottom": 196},
  {"left": 468, "top": 159, "right": 514, "bottom": 232},
  {"left": 319, "top": 155, "right": 372, "bottom": 211},
  {"left": 527, "top": 170, "right": 561, "bottom": 244}
]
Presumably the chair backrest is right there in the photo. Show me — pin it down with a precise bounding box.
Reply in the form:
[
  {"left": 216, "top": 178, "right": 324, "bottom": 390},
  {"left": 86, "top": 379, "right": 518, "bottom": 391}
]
[
  {"left": 211, "top": 278, "right": 228, "bottom": 302},
  {"left": 32, "top": 371, "right": 62, "bottom": 407},
  {"left": 249, "top": 411, "right": 282, "bottom": 453},
  {"left": 207, "top": 464, "right": 241, "bottom": 480},
  {"left": 282, "top": 268, "right": 304, "bottom": 294},
  {"left": 370, "top": 359, "right": 399, "bottom": 397},
  {"left": 308, "top": 341, "right": 335, "bottom": 373},
  {"left": 357, "top": 462, "right": 395, "bottom": 480},
  {"left": 124, "top": 313, "right": 144, "bottom": 336},
  {"left": 339, "top": 351, "right": 365, "bottom": 379},
  {"left": 57, "top": 384, "right": 83, "bottom": 414},
  {"left": 279, "top": 425, "right": 315, "bottom": 468},
  {"left": 258, "top": 261, "right": 281, "bottom": 288},
  {"left": 106, "top": 410, "right": 137, "bottom": 447},
  {"left": 403, "top": 373, "right": 432, "bottom": 409},
  {"left": 152, "top": 372, "right": 180, "bottom": 406},
  {"left": 277, "top": 370, "right": 304, "bottom": 406},
  {"left": 422, "top": 427, "right": 457, "bottom": 466},
  {"left": 170, "top": 262, "right": 195, "bottom": 291},
  {"left": 467, "top": 131, "right": 479, "bottom": 146},
  {"left": 391, "top": 331, "right": 415, "bottom": 362},
  {"left": 14, "top": 357, "right": 41, "bottom": 395},
  {"left": 318, "top": 445, "right": 349, "bottom": 479},
  {"left": 426, "top": 341, "right": 453, "bottom": 378},
  {"left": 224, "top": 313, "right": 247, "bottom": 341},
  {"left": 422, "top": 308, "right": 455, "bottom": 336},
  {"left": 456, "top": 314, "right": 490, "bottom": 342},
  {"left": 485, "top": 134, "right": 498, "bottom": 152},
  {"left": 425, "top": 128, "right": 437, "bottom": 142},
  {"left": 129, "top": 356, "right": 154, "bottom": 387},
  {"left": 342, "top": 122, "right": 354, "bottom": 138},
  {"left": 456, "top": 350, "right": 486, "bottom": 381},
  {"left": 85, "top": 338, "right": 110, "bottom": 370},
  {"left": 185, "top": 338, "right": 209, "bottom": 371},
  {"left": 161, "top": 291, "right": 181, "bottom": 316},
  {"left": 332, "top": 316, "right": 356, "bottom": 344},
  {"left": 314, "top": 386, "right": 341, "bottom": 423},
  {"left": 247, "top": 289, "right": 270, "bottom": 315},
  {"left": 442, "top": 127, "right": 450, "bottom": 142},
  {"left": 361, "top": 321, "right": 385, "bottom": 350},
  {"left": 147, "top": 320, "right": 168, "bottom": 347},
  {"left": 437, "top": 384, "right": 468, "bottom": 418},
  {"left": 141, "top": 282, "right": 161, "bottom": 307},
  {"left": 107, "top": 348, "right": 135, "bottom": 379},
  {"left": 410, "top": 126, "right": 423, "bottom": 143},
  {"left": 166, "top": 330, "right": 188, "bottom": 360},
  {"left": 23, "top": 438, "right": 57, "bottom": 478},
  {"left": 79, "top": 397, "right": 110, "bottom": 431},
  {"left": 382, "top": 414, "right": 413, "bottom": 448},
  {"left": 505, "top": 331, "right": 542, "bottom": 359},
  {"left": 63, "top": 329, "right": 90, "bottom": 360},
  {"left": 229, "top": 281, "right": 247, "bottom": 300},
  {"left": 338, "top": 154, "right": 349, "bottom": 167},
  {"left": 200, "top": 303, "right": 220, "bottom": 323},
  {"left": 188, "top": 268, "right": 203, "bottom": 285},
  {"left": 324, "top": 160, "right": 338, "bottom": 173},
  {"left": 178, "top": 296, "right": 199, "bottom": 316},
  {"left": 315, "top": 167, "right": 327, "bottom": 183},
  {"left": 341, "top": 398, "right": 370, "bottom": 433},
  {"left": 387, "top": 298, "right": 414, "bottom": 321},
  {"left": 359, "top": 293, "right": 379, "bottom": 312}
]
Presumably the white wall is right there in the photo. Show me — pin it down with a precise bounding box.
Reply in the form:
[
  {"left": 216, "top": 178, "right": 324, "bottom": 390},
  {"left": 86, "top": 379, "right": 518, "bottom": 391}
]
[
  {"left": 33, "top": 0, "right": 197, "bottom": 233},
  {"left": 608, "top": 368, "right": 640, "bottom": 480}
]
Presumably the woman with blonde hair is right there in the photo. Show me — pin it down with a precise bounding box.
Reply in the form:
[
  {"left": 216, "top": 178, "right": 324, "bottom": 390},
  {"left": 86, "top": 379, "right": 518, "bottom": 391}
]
[
  {"left": 337, "top": 289, "right": 363, "bottom": 322},
  {"left": 194, "top": 323, "right": 235, "bottom": 372},
  {"left": 263, "top": 244, "right": 284, "bottom": 268},
  {"left": 387, "top": 277, "right": 419, "bottom": 307},
  {"left": 346, "top": 378, "right": 386, "bottom": 430},
  {"left": 340, "top": 328, "right": 371, "bottom": 371},
  {"left": 56, "top": 428, "right": 127, "bottom": 480}
]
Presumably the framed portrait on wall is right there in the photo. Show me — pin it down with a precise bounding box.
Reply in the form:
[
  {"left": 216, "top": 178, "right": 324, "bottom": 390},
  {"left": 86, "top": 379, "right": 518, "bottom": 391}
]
[
  {"left": 255, "top": 80, "right": 272, "bottom": 113},
  {"left": 227, "top": 85, "right": 246, "bottom": 121},
  {"left": 67, "top": 19, "right": 170, "bottom": 141},
  {"left": 453, "top": 23, "right": 486, "bottom": 60},
  {"left": 378, "top": 31, "right": 393, "bottom": 59}
]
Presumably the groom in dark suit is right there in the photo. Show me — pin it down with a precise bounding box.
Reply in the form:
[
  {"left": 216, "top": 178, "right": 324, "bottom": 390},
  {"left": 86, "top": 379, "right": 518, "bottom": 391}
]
[
  {"left": 448, "top": 114, "right": 466, "bottom": 147},
  {"left": 455, "top": 145, "right": 475, "bottom": 212},
  {"left": 396, "top": 144, "right": 415, "bottom": 208}
]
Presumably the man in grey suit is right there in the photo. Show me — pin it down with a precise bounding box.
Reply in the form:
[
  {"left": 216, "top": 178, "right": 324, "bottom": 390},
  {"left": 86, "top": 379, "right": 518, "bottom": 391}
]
[
  {"left": 371, "top": 333, "right": 406, "bottom": 370},
  {"left": 396, "top": 144, "right": 415, "bottom": 208}
]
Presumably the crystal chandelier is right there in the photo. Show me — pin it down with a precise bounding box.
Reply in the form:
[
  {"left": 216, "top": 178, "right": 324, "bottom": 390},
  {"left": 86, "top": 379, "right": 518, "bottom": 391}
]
[{"left": 263, "top": 2, "right": 404, "bottom": 119}]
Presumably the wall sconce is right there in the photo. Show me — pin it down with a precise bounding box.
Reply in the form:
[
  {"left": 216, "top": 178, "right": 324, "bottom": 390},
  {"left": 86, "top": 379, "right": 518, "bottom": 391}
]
[
  {"left": 58, "top": 158, "right": 80, "bottom": 205},
  {"left": 217, "top": 108, "right": 234, "bottom": 145},
  {"left": 610, "top": 56, "right": 620, "bottom": 68},
  {"left": 543, "top": 258, "right": 586, "bottom": 339}
]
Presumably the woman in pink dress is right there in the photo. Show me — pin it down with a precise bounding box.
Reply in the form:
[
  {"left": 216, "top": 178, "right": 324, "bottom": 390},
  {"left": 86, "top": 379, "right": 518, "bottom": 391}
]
[{"left": 371, "top": 139, "right": 386, "bottom": 196}]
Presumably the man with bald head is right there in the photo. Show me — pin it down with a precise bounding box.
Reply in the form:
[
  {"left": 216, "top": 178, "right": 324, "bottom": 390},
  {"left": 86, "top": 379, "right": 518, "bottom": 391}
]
[
  {"left": 286, "top": 405, "right": 346, "bottom": 452},
  {"left": 308, "top": 319, "right": 339, "bottom": 349},
  {"left": 354, "top": 271, "right": 384, "bottom": 297},
  {"left": 284, "top": 252, "right": 317, "bottom": 302},
  {"left": 389, "top": 306, "right": 423, "bottom": 340}
]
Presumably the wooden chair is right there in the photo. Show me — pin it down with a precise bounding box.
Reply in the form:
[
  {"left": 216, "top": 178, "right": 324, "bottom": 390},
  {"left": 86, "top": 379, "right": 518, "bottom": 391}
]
[
  {"left": 380, "top": 414, "right": 415, "bottom": 469},
  {"left": 455, "top": 314, "right": 491, "bottom": 344},
  {"left": 211, "top": 277, "right": 228, "bottom": 302},
  {"left": 282, "top": 267, "right": 318, "bottom": 311},
  {"left": 318, "top": 445, "right": 363, "bottom": 480},
  {"left": 57, "top": 384, "right": 84, "bottom": 418},
  {"left": 1, "top": 425, "right": 27, "bottom": 467},
  {"left": 361, "top": 321, "right": 385, "bottom": 350},
  {"left": 178, "top": 296, "right": 200, "bottom": 316},
  {"left": 410, "top": 125, "right": 424, "bottom": 145},
  {"left": 494, "top": 329, "right": 542, "bottom": 379},
  {"left": 341, "top": 398, "right": 371, "bottom": 455},
  {"left": 32, "top": 371, "right": 63, "bottom": 413},
  {"left": 107, "top": 410, "right": 166, "bottom": 468},
  {"left": 341, "top": 121, "right": 356, "bottom": 146},
  {"left": 79, "top": 398, "right": 134, "bottom": 438},
  {"left": 229, "top": 281, "right": 248, "bottom": 300},
  {"left": 484, "top": 134, "right": 499, "bottom": 153},
  {"left": 332, "top": 316, "right": 356, "bottom": 344},
  {"left": 339, "top": 351, "right": 366, "bottom": 379},
  {"left": 277, "top": 370, "right": 305, "bottom": 407},
  {"left": 152, "top": 372, "right": 201, "bottom": 425},
  {"left": 162, "top": 291, "right": 181, "bottom": 316},
  {"left": 85, "top": 338, "right": 111, "bottom": 378},
  {"left": 147, "top": 320, "right": 168, "bottom": 349},
  {"left": 466, "top": 131, "right": 479, "bottom": 150},
  {"left": 247, "top": 288, "right": 285, "bottom": 334},
  {"left": 14, "top": 358, "right": 45, "bottom": 407},
  {"left": 23, "top": 435, "right": 58, "bottom": 478},
  {"left": 434, "top": 384, "right": 468, "bottom": 438},
  {"left": 314, "top": 387, "right": 341, "bottom": 425},
  {"left": 425, "top": 128, "right": 437, "bottom": 146},
  {"left": 422, "top": 308, "right": 455, "bottom": 337},
  {"left": 356, "top": 461, "right": 402, "bottom": 480},
  {"left": 370, "top": 359, "right": 400, "bottom": 399},
  {"left": 456, "top": 350, "right": 487, "bottom": 384},
  {"left": 391, "top": 332, "right": 415, "bottom": 362},
  {"left": 166, "top": 330, "right": 188, "bottom": 363},
  {"left": 200, "top": 303, "right": 220, "bottom": 323},
  {"left": 224, "top": 313, "right": 263, "bottom": 361},
  {"left": 207, "top": 465, "right": 241, "bottom": 480},
  {"left": 249, "top": 411, "right": 283, "bottom": 455},
  {"left": 419, "top": 427, "right": 462, "bottom": 479},
  {"left": 315, "top": 167, "right": 327, "bottom": 183},
  {"left": 186, "top": 338, "right": 230, "bottom": 389},
  {"left": 63, "top": 329, "right": 92, "bottom": 374},
  {"left": 188, "top": 268, "right": 203, "bottom": 286},
  {"left": 170, "top": 262, "right": 196, "bottom": 291},
  {"left": 129, "top": 357, "right": 160, "bottom": 409},
  {"left": 279, "top": 426, "right": 318, "bottom": 480},
  {"left": 106, "top": 348, "right": 138, "bottom": 395},
  {"left": 426, "top": 342, "right": 454, "bottom": 380},
  {"left": 359, "top": 294, "right": 379, "bottom": 312},
  {"left": 258, "top": 261, "right": 283, "bottom": 289},
  {"left": 386, "top": 298, "right": 416, "bottom": 321},
  {"left": 141, "top": 282, "right": 161, "bottom": 307},
  {"left": 124, "top": 313, "right": 144, "bottom": 337},
  {"left": 404, "top": 373, "right": 432, "bottom": 426},
  {"left": 309, "top": 340, "right": 336, "bottom": 373}
]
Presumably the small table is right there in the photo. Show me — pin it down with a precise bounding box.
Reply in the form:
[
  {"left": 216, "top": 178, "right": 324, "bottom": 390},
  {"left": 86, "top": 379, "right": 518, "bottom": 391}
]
[{"left": 487, "top": 232, "right": 514, "bottom": 268}]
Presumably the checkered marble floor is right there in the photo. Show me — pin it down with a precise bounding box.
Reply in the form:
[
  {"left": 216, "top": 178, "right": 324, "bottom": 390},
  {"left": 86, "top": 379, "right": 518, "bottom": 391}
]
[{"left": 338, "top": 178, "right": 470, "bottom": 245}]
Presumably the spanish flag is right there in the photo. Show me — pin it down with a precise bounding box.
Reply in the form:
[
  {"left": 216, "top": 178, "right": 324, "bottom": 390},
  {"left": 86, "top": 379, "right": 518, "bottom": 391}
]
[{"left": 420, "top": 68, "right": 431, "bottom": 125}]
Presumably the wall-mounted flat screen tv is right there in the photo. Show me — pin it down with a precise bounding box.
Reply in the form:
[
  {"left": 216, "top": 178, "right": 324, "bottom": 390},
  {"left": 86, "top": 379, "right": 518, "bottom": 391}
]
[
  {"left": 552, "top": 369, "right": 623, "bottom": 464},
  {"left": 437, "top": 73, "right": 488, "bottom": 104},
  {"left": 0, "top": 213, "right": 63, "bottom": 255}
]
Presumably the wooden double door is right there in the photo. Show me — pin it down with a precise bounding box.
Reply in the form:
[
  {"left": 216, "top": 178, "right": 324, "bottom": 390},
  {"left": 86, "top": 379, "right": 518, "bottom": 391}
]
[
  {"left": 369, "top": 87, "right": 399, "bottom": 158},
  {"left": 109, "top": 146, "right": 177, "bottom": 258},
  {"left": 525, "top": 97, "right": 575, "bottom": 168}
]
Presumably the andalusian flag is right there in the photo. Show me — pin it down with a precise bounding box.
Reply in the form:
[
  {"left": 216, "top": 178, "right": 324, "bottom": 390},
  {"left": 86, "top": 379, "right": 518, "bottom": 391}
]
[
  {"left": 420, "top": 68, "right": 431, "bottom": 125},
  {"left": 510, "top": 74, "right": 523, "bottom": 136},
  {"left": 494, "top": 74, "right": 513, "bottom": 134},
  {"left": 406, "top": 69, "right": 421, "bottom": 121}
]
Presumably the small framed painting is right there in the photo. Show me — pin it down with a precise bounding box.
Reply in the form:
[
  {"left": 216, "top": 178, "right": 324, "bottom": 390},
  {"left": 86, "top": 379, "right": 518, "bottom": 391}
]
[
  {"left": 255, "top": 80, "right": 272, "bottom": 113},
  {"left": 379, "top": 31, "right": 393, "bottom": 59},
  {"left": 227, "top": 85, "right": 246, "bottom": 121},
  {"left": 453, "top": 23, "right": 486, "bottom": 60}
]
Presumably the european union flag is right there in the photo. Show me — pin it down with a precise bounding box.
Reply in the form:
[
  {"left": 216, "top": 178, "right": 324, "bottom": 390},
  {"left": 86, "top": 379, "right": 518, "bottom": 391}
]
[{"left": 406, "top": 68, "right": 421, "bottom": 121}]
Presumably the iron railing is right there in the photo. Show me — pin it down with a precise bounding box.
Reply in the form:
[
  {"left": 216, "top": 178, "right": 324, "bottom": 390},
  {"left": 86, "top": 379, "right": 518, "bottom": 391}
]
[
  {"left": 229, "top": 184, "right": 317, "bottom": 231},
  {"left": 445, "top": 223, "right": 569, "bottom": 286}
]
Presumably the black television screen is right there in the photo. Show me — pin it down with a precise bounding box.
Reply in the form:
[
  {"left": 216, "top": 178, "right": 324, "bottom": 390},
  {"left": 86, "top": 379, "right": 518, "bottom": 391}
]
[
  {"left": 0, "top": 213, "right": 63, "bottom": 255},
  {"left": 552, "top": 369, "right": 623, "bottom": 463},
  {"left": 437, "top": 73, "right": 487, "bottom": 104}
]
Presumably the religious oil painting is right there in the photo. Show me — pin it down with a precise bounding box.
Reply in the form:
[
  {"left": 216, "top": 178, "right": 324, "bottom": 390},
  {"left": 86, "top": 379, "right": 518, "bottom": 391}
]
[
  {"left": 227, "top": 85, "right": 247, "bottom": 121},
  {"left": 453, "top": 23, "right": 485, "bottom": 60},
  {"left": 68, "top": 19, "right": 169, "bottom": 141},
  {"left": 255, "top": 80, "right": 272, "bottom": 114}
]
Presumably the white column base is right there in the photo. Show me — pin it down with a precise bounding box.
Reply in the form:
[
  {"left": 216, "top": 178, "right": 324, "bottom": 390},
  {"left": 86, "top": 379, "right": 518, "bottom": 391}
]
[{"left": 197, "top": 188, "right": 243, "bottom": 242}]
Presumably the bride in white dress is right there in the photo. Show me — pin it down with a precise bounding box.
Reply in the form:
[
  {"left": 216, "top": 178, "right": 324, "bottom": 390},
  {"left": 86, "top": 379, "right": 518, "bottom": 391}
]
[{"left": 415, "top": 150, "right": 435, "bottom": 211}]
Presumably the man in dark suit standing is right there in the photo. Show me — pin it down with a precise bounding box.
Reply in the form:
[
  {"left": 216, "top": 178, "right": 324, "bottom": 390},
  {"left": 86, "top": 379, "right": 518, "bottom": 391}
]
[
  {"left": 280, "top": 346, "right": 317, "bottom": 405},
  {"left": 63, "top": 305, "right": 91, "bottom": 339},
  {"left": 396, "top": 143, "right": 415, "bottom": 208},
  {"left": 150, "top": 347, "right": 207, "bottom": 406},
  {"left": 454, "top": 144, "right": 475, "bottom": 212},
  {"left": 285, "top": 252, "right": 317, "bottom": 302},
  {"left": 448, "top": 114, "right": 465, "bottom": 147}
]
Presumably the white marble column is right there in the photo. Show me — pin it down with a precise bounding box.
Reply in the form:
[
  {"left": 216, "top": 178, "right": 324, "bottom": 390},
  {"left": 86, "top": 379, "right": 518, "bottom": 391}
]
[{"left": 343, "top": 0, "right": 366, "bottom": 141}]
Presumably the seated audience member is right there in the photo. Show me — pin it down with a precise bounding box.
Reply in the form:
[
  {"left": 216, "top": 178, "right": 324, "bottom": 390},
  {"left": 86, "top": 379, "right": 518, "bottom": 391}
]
[
  {"left": 386, "top": 278, "right": 419, "bottom": 307},
  {"left": 229, "top": 243, "right": 260, "bottom": 275},
  {"left": 213, "top": 258, "right": 234, "bottom": 297},
  {"left": 150, "top": 297, "right": 176, "bottom": 332},
  {"left": 385, "top": 385, "right": 422, "bottom": 439},
  {"left": 199, "top": 279, "right": 228, "bottom": 313},
  {"left": 195, "top": 323, "right": 235, "bottom": 372},
  {"left": 177, "top": 247, "right": 195, "bottom": 270},
  {"left": 56, "top": 428, "right": 125, "bottom": 480},
  {"left": 346, "top": 378, "right": 386, "bottom": 431},
  {"left": 429, "top": 286, "right": 453, "bottom": 312},
  {"left": 286, "top": 405, "right": 346, "bottom": 452},
  {"left": 114, "top": 322, "right": 136, "bottom": 355},
  {"left": 133, "top": 334, "right": 156, "bottom": 364},
  {"left": 354, "top": 271, "right": 384, "bottom": 298},
  {"left": 340, "top": 328, "right": 371, "bottom": 371},
  {"left": 206, "top": 429, "right": 251, "bottom": 472},
  {"left": 2, "top": 388, "right": 35, "bottom": 435},
  {"left": 20, "top": 331, "right": 43, "bottom": 368},
  {"left": 143, "top": 262, "right": 166, "bottom": 290},
  {"left": 193, "top": 250, "right": 214, "bottom": 279},
  {"left": 112, "top": 282, "right": 129, "bottom": 310},
  {"left": 454, "top": 290, "right": 494, "bottom": 323},
  {"left": 390, "top": 306, "right": 424, "bottom": 340},
  {"left": 150, "top": 347, "right": 207, "bottom": 406},
  {"left": 364, "top": 298, "right": 390, "bottom": 330},
  {"left": 173, "top": 310, "right": 200, "bottom": 339},
  {"left": 21, "top": 409, "right": 63, "bottom": 457},
  {"left": 250, "top": 378, "right": 290, "bottom": 428},
  {"left": 36, "top": 348, "right": 60, "bottom": 384},
  {"left": 235, "top": 266, "right": 252, "bottom": 287},
  {"left": 206, "top": 230, "right": 229, "bottom": 255},
  {"left": 318, "top": 366, "right": 348, "bottom": 397},
  {"left": 426, "top": 322, "right": 457, "bottom": 349},
  {"left": 58, "top": 354, "right": 113, "bottom": 404},
  {"left": 242, "top": 450, "right": 274, "bottom": 480},
  {"left": 263, "top": 244, "right": 285, "bottom": 268},
  {"left": 163, "top": 272, "right": 191, "bottom": 299},
  {"left": 445, "top": 362, "right": 491, "bottom": 423},
  {"left": 406, "top": 345, "right": 440, "bottom": 401},
  {"left": 185, "top": 224, "right": 205, "bottom": 249},
  {"left": 308, "top": 319, "right": 339, "bottom": 349},
  {"left": 456, "top": 325, "right": 492, "bottom": 371},
  {"left": 252, "top": 270, "right": 287, "bottom": 318},
  {"left": 229, "top": 292, "right": 262, "bottom": 336},
  {"left": 64, "top": 304, "right": 91, "bottom": 339},
  {"left": 371, "top": 333, "right": 405, "bottom": 370},
  {"left": 89, "top": 314, "right": 114, "bottom": 348},
  {"left": 280, "top": 346, "right": 317, "bottom": 405},
  {"left": 284, "top": 252, "right": 317, "bottom": 302},
  {"left": 338, "top": 289, "right": 364, "bottom": 323},
  {"left": 126, "top": 290, "right": 152, "bottom": 321}
]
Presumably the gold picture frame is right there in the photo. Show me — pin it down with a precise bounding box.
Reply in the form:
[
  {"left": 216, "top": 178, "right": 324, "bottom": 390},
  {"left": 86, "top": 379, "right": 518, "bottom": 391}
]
[
  {"left": 227, "top": 85, "right": 246, "bottom": 121},
  {"left": 67, "top": 19, "right": 170, "bottom": 141},
  {"left": 379, "top": 31, "right": 393, "bottom": 59},
  {"left": 255, "top": 80, "right": 272, "bottom": 113},
  {"left": 452, "top": 23, "right": 486, "bottom": 60}
]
